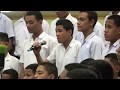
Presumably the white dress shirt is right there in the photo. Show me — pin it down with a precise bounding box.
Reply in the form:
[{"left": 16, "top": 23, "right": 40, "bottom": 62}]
[
  {"left": 14, "top": 17, "right": 30, "bottom": 56},
  {"left": 94, "top": 21, "right": 104, "bottom": 41},
  {"left": 102, "top": 39, "right": 120, "bottom": 59},
  {"left": 47, "top": 38, "right": 81, "bottom": 75},
  {"left": 76, "top": 32, "right": 105, "bottom": 63},
  {"left": 0, "top": 12, "right": 14, "bottom": 38},
  {"left": 19, "top": 32, "right": 57, "bottom": 68},
  {"left": 14, "top": 17, "right": 50, "bottom": 56},
  {"left": 49, "top": 13, "right": 78, "bottom": 38}
]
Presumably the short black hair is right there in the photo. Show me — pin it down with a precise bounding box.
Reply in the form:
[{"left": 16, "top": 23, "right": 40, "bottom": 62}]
[
  {"left": 2, "top": 69, "right": 18, "bottom": 79},
  {"left": 0, "top": 32, "right": 9, "bottom": 42},
  {"left": 56, "top": 19, "right": 74, "bottom": 36},
  {"left": 26, "top": 11, "right": 43, "bottom": 21},
  {"left": 39, "top": 62, "right": 58, "bottom": 79},
  {"left": 80, "top": 58, "right": 94, "bottom": 65},
  {"left": 88, "top": 60, "right": 113, "bottom": 79},
  {"left": 65, "top": 63, "right": 80, "bottom": 71},
  {"left": 107, "top": 15, "right": 120, "bottom": 27},
  {"left": 66, "top": 66, "right": 101, "bottom": 79},
  {"left": 105, "top": 53, "right": 119, "bottom": 66},
  {"left": 80, "top": 11, "right": 98, "bottom": 28},
  {"left": 25, "top": 63, "right": 39, "bottom": 74}
]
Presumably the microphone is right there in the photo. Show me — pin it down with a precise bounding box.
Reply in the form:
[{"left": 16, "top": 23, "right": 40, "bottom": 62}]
[
  {"left": 0, "top": 45, "right": 7, "bottom": 71},
  {"left": 27, "top": 41, "right": 46, "bottom": 52}
]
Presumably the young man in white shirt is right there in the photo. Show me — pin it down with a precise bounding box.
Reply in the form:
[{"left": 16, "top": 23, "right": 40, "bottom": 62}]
[
  {"left": 0, "top": 12, "right": 15, "bottom": 55},
  {"left": 102, "top": 15, "right": 120, "bottom": 59},
  {"left": 14, "top": 11, "right": 50, "bottom": 59},
  {"left": 103, "top": 11, "right": 120, "bottom": 46},
  {"left": 33, "top": 19, "right": 81, "bottom": 76},
  {"left": 19, "top": 11, "right": 57, "bottom": 79},
  {"left": 76, "top": 11, "right": 104, "bottom": 63},
  {"left": 0, "top": 32, "right": 20, "bottom": 75}
]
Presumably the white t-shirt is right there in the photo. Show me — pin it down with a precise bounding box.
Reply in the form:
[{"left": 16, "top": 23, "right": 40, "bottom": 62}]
[
  {"left": 94, "top": 21, "right": 104, "bottom": 41},
  {"left": 102, "top": 39, "right": 120, "bottom": 59},
  {"left": 14, "top": 17, "right": 50, "bottom": 56},
  {"left": 4, "top": 53, "right": 20, "bottom": 74},
  {"left": 76, "top": 32, "right": 105, "bottom": 63},
  {"left": 47, "top": 38, "right": 81, "bottom": 75},
  {"left": 14, "top": 17, "right": 30, "bottom": 56},
  {"left": 49, "top": 13, "right": 78, "bottom": 38},
  {"left": 19, "top": 32, "right": 57, "bottom": 68},
  {"left": 0, "top": 12, "right": 14, "bottom": 38}
]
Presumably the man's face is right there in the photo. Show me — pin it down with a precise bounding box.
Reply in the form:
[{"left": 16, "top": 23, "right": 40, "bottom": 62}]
[
  {"left": 77, "top": 12, "right": 91, "bottom": 33},
  {"left": 34, "top": 65, "right": 51, "bottom": 79},
  {"left": 25, "top": 15, "right": 41, "bottom": 33},
  {"left": 104, "top": 19, "right": 120, "bottom": 41},
  {"left": 56, "top": 25, "right": 71, "bottom": 43}
]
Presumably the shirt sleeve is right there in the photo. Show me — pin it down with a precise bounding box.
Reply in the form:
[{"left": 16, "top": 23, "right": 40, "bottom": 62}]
[{"left": 47, "top": 46, "right": 57, "bottom": 64}]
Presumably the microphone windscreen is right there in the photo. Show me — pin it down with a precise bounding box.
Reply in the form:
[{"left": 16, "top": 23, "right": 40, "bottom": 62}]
[
  {"left": 0, "top": 45, "right": 7, "bottom": 54},
  {"left": 0, "top": 45, "right": 7, "bottom": 70}
]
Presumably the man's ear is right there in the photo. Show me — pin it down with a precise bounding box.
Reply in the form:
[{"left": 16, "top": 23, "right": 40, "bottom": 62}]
[
  {"left": 68, "top": 29, "right": 72, "bottom": 36},
  {"left": 49, "top": 74, "right": 55, "bottom": 79},
  {"left": 118, "top": 27, "right": 120, "bottom": 34},
  {"left": 90, "top": 19, "right": 95, "bottom": 26},
  {"left": 38, "top": 19, "right": 43, "bottom": 24}
]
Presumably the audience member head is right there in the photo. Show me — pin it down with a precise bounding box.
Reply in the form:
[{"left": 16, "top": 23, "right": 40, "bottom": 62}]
[
  {"left": 105, "top": 53, "right": 120, "bottom": 79},
  {"left": 80, "top": 58, "right": 94, "bottom": 65},
  {"left": 59, "top": 63, "right": 80, "bottom": 79},
  {"left": 2, "top": 69, "right": 18, "bottom": 79},
  {"left": 23, "top": 63, "right": 39, "bottom": 79},
  {"left": 35, "top": 62, "right": 58, "bottom": 79},
  {"left": 88, "top": 60, "right": 113, "bottom": 79},
  {"left": 66, "top": 65, "right": 102, "bottom": 79}
]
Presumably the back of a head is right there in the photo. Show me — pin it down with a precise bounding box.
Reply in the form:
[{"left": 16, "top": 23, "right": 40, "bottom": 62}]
[
  {"left": 26, "top": 11, "right": 43, "bottom": 21},
  {"left": 39, "top": 62, "right": 58, "bottom": 79},
  {"left": 88, "top": 60, "right": 113, "bottom": 79},
  {"left": 2, "top": 69, "right": 18, "bottom": 79},
  {"left": 65, "top": 63, "right": 81, "bottom": 71},
  {"left": 66, "top": 67, "right": 100, "bottom": 79},
  {"left": 105, "top": 53, "right": 119, "bottom": 66},
  {"left": 25, "top": 63, "right": 39, "bottom": 74},
  {"left": 80, "top": 58, "right": 94, "bottom": 65}
]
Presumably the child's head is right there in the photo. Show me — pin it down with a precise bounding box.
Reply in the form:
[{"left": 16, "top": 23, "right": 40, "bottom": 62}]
[
  {"left": 23, "top": 63, "right": 39, "bottom": 79},
  {"left": 35, "top": 62, "right": 58, "bottom": 79},
  {"left": 2, "top": 69, "right": 18, "bottom": 79}
]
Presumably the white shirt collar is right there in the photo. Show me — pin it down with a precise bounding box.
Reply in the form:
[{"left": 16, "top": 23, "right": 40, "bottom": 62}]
[
  {"left": 60, "top": 38, "right": 76, "bottom": 48},
  {"left": 5, "top": 53, "right": 11, "bottom": 61},
  {"left": 84, "top": 32, "right": 96, "bottom": 43}
]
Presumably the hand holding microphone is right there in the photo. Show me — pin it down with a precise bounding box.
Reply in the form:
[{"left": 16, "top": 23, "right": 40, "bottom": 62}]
[{"left": 27, "top": 41, "right": 46, "bottom": 52}]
